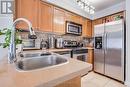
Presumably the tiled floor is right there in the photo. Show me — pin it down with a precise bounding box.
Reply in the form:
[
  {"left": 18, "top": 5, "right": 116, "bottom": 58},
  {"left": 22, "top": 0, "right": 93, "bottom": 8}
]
[{"left": 81, "top": 72, "right": 127, "bottom": 87}]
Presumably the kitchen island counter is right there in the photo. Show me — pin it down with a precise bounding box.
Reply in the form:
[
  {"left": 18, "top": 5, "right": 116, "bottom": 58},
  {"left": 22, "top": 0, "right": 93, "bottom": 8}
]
[{"left": 0, "top": 56, "right": 92, "bottom": 87}]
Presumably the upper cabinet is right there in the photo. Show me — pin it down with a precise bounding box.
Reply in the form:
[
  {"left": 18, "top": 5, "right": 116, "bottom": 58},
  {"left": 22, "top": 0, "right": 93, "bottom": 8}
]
[
  {"left": 86, "top": 20, "right": 92, "bottom": 37},
  {"left": 82, "top": 18, "right": 88, "bottom": 37},
  {"left": 15, "top": 0, "right": 39, "bottom": 30},
  {"left": 53, "top": 7, "right": 65, "bottom": 34},
  {"left": 15, "top": 0, "right": 92, "bottom": 37},
  {"left": 38, "top": 1, "right": 53, "bottom": 32},
  {"left": 93, "top": 11, "right": 124, "bottom": 26},
  {"left": 82, "top": 18, "right": 92, "bottom": 37},
  {"left": 65, "top": 12, "right": 73, "bottom": 22},
  {"left": 72, "top": 14, "right": 82, "bottom": 24},
  {"left": 93, "top": 19, "right": 103, "bottom": 26},
  {"left": 65, "top": 12, "right": 82, "bottom": 24}
]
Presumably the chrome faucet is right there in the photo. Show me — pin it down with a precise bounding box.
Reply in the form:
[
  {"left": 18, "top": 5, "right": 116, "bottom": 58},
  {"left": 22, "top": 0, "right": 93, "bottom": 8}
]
[{"left": 8, "top": 18, "right": 37, "bottom": 63}]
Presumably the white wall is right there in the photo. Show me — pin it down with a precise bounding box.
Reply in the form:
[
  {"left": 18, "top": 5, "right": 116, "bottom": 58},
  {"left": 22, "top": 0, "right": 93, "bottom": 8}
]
[
  {"left": 92, "top": 1, "right": 126, "bottom": 20},
  {"left": 46, "top": 0, "right": 92, "bottom": 19},
  {"left": 0, "top": 16, "right": 13, "bottom": 60},
  {"left": 0, "top": 0, "right": 13, "bottom": 60},
  {"left": 125, "top": 0, "right": 130, "bottom": 86}
]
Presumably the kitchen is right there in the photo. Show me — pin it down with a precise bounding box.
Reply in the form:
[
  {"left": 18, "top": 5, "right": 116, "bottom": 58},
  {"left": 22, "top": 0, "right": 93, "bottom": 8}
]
[{"left": 0, "top": 0, "right": 130, "bottom": 87}]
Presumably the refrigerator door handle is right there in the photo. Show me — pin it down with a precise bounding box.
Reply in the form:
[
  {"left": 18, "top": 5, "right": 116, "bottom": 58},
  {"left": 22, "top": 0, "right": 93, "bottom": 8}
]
[{"left": 104, "top": 33, "right": 107, "bottom": 54}]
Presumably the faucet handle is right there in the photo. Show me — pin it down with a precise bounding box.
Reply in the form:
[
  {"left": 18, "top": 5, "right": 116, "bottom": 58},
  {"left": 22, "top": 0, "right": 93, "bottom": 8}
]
[{"left": 28, "top": 28, "right": 37, "bottom": 39}]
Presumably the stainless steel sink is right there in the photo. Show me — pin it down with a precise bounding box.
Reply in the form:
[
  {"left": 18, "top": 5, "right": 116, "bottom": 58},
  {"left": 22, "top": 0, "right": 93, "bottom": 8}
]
[{"left": 15, "top": 54, "right": 68, "bottom": 71}]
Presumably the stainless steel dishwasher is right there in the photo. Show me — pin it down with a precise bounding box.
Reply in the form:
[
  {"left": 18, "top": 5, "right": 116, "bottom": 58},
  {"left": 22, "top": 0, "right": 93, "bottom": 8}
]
[{"left": 72, "top": 48, "right": 88, "bottom": 62}]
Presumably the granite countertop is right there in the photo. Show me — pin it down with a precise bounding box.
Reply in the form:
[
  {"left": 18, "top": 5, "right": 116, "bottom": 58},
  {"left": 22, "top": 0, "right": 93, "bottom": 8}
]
[{"left": 0, "top": 56, "right": 92, "bottom": 87}]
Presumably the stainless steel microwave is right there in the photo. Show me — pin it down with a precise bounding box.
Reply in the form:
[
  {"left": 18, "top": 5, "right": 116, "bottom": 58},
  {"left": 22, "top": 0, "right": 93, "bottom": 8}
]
[{"left": 66, "top": 21, "right": 82, "bottom": 35}]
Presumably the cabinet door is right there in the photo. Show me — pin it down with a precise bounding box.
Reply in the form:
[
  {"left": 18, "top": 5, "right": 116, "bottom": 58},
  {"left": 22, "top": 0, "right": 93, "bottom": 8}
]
[
  {"left": 87, "top": 20, "right": 92, "bottom": 37},
  {"left": 92, "top": 19, "right": 102, "bottom": 36},
  {"left": 82, "top": 18, "right": 87, "bottom": 37},
  {"left": 65, "top": 12, "right": 82, "bottom": 24},
  {"left": 82, "top": 19, "right": 92, "bottom": 37},
  {"left": 15, "top": 0, "right": 38, "bottom": 30},
  {"left": 38, "top": 1, "right": 53, "bottom": 32},
  {"left": 55, "top": 76, "right": 81, "bottom": 87},
  {"left": 87, "top": 49, "right": 94, "bottom": 64},
  {"left": 65, "top": 12, "right": 74, "bottom": 22},
  {"left": 111, "top": 12, "right": 124, "bottom": 21},
  {"left": 72, "top": 15, "right": 82, "bottom": 24},
  {"left": 53, "top": 7, "right": 65, "bottom": 34}
]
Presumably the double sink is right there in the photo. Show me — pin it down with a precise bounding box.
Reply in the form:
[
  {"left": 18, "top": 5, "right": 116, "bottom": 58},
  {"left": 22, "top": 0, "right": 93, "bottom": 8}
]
[{"left": 15, "top": 52, "right": 69, "bottom": 72}]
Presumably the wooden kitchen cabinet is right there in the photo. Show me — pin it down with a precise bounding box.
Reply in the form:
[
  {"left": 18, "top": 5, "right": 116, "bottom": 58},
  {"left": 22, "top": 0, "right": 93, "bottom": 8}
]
[
  {"left": 55, "top": 76, "right": 81, "bottom": 87},
  {"left": 86, "top": 20, "right": 92, "bottom": 37},
  {"left": 72, "top": 15, "right": 82, "bottom": 24},
  {"left": 65, "top": 12, "right": 82, "bottom": 24},
  {"left": 105, "top": 16, "right": 112, "bottom": 23},
  {"left": 65, "top": 11, "right": 73, "bottom": 22},
  {"left": 93, "top": 12, "right": 124, "bottom": 25},
  {"left": 87, "top": 49, "right": 94, "bottom": 64},
  {"left": 110, "top": 12, "right": 124, "bottom": 22},
  {"left": 82, "top": 18, "right": 88, "bottom": 37},
  {"left": 53, "top": 7, "right": 66, "bottom": 34},
  {"left": 15, "top": 0, "right": 93, "bottom": 35},
  {"left": 38, "top": 1, "right": 53, "bottom": 32},
  {"left": 82, "top": 18, "right": 92, "bottom": 37},
  {"left": 92, "top": 11, "right": 124, "bottom": 36},
  {"left": 93, "top": 19, "right": 103, "bottom": 25},
  {"left": 15, "top": 0, "right": 39, "bottom": 30},
  {"left": 92, "top": 19, "right": 103, "bottom": 36}
]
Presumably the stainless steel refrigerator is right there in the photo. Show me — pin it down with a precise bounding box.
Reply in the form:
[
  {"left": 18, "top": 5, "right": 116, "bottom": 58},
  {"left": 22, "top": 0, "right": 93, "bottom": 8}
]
[{"left": 94, "top": 19, "right": 125, "bottom": 82}]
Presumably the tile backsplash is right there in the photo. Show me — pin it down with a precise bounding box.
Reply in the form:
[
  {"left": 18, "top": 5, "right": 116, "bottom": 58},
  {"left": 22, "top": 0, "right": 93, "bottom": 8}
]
[{"left": 19, "top": 31, "right": 93, "bottom": 48}]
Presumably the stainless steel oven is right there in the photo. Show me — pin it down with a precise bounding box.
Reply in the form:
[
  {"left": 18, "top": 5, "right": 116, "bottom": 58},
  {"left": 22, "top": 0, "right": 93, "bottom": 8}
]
[
  {"left": 66, "top": 21, "right": 82, "bottom": 35},
  {"left": 72, "top": 48, "right": 88, "bottom": 62}
]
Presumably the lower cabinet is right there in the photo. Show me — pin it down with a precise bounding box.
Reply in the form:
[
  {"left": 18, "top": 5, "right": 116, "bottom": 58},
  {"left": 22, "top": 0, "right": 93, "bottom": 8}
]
[
  {"left": 55, "top": 76, "right": 81, "bottom": 87},
  {"left": 87, "top": 49, "right": 94, "bottom": 64}
]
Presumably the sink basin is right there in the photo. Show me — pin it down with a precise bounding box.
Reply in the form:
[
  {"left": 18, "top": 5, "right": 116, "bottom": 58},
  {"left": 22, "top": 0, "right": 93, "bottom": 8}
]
[{"left": 16, "top": 54, "right": 68, "bottom": 71}]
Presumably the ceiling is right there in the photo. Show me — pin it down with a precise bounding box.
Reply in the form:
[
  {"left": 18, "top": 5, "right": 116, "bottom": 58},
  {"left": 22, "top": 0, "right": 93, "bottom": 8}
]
[
  {"left": 47, "top": 0, "right": 125, "bottom": 19},
  {"left": 86, "top": 0, "right": 125, "bottom": 12}
]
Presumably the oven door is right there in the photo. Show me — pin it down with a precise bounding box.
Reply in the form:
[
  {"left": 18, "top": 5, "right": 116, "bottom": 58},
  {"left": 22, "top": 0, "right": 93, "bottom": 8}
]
[{"left": 73, "top": 53, "right": 87, "bottom": 62}]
